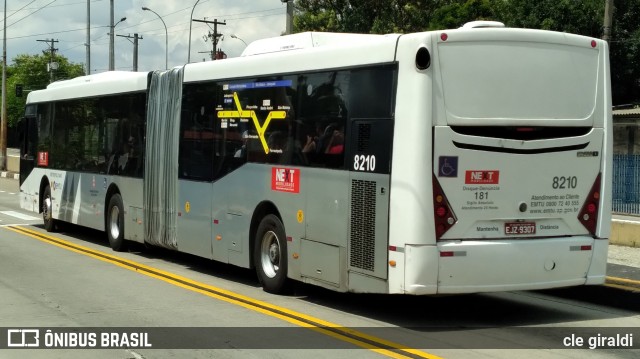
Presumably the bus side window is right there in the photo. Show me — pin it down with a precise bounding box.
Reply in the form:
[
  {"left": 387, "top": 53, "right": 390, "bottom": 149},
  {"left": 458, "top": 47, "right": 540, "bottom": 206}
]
[{"left": 296, "top": 71, "right": 349, "bottom": 169}]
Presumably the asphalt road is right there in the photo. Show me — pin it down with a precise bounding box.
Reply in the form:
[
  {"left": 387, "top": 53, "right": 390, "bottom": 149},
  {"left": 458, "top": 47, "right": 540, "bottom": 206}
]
[{"left": 1, "top": 177, "right": 639, "bottom": 359}]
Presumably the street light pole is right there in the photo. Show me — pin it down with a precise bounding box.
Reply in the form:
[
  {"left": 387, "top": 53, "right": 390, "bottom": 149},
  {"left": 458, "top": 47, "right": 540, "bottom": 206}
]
[
  {"left": 281, "top": 0, "right": 294, "bottom": 34},
  {"left": 109, "top": 7, "right": 127, "bottom": 71},
  {"left": 142, "top": 7, "right": 168, "bottom": 70},
  {"left": 188, "top": 0, "right": 202, "bottom": 63},
  {"left": 230, "top": 34, "right": 247, "bottom": 46}
]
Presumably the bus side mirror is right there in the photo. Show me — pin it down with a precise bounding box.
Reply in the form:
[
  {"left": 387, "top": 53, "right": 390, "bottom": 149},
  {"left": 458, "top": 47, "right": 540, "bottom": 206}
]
[{"left": 15, "top": 84, "right": 23, "bottom": 97}]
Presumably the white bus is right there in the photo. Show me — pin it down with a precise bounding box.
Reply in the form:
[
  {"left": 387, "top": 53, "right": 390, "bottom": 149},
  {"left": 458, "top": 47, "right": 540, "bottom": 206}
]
[{"left": 19, "top": 23, "right": 612, "bottom": 295}]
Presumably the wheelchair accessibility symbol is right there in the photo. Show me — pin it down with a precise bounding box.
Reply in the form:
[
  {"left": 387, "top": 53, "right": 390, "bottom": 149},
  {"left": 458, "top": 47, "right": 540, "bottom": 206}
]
[{"left": 438, "top": 156, "right": 458, "bottom": 177}]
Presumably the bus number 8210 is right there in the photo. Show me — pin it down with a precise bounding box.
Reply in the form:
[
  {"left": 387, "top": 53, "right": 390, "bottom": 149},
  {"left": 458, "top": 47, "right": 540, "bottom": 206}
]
[{"left": 353, "top": 154, "right": 376, "bottom": 172}]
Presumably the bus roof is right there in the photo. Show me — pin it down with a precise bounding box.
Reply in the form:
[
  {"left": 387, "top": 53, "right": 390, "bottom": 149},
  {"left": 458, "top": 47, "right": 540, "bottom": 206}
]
[
  {"left": 185, "top": 32, "right": 400, "bottom": 83},
  {"left": 240, "top": 31, "right": 392, "bottom": 57},
  {"left": 26, "top": 71, "right": 149, "bottom": 104}
]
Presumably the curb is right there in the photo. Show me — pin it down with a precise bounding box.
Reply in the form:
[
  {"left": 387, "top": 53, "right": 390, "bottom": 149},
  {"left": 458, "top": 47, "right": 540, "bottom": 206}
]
[
  {"left": 0, "top": 171, "right": 19, "bottom": 180},
  {"left": 605, "top": 276, "right": 640, "bottom": 292}
]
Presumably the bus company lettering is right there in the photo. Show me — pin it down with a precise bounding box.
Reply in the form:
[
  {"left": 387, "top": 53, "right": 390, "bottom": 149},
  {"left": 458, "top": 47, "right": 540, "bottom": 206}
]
[
  {"left": 465, "top": 170, "right": 499, "bottom": 184},
  {"left": 271, "top": 167, "right": 300, "bottom": 193},
  {"left": 477, "top": 226, "right": 499, "bottom": 232},
  {"left": 37, "top": 151, "right": 49, "bottom": 166}
]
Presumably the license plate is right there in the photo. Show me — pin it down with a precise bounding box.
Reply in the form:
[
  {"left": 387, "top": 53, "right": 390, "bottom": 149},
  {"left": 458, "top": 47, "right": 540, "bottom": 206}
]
[{"left": 505, "top": 222, "right": 536, "bottom": 235}]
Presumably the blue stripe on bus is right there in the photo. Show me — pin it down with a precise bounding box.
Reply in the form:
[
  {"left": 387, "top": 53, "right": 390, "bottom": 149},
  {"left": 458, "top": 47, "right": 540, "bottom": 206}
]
[{"left": 227, "top": 80, "right": 293, "bottom": 90}]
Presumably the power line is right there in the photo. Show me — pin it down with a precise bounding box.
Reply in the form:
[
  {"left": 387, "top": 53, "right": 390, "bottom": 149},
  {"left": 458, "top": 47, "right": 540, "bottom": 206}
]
[
  {"left": 7, "top": 6, "right": 283, "bottom": 42},
  {"left": 7, "top": 0, "right": 58, "bottom": 29},
  {"left": 8, "top": 25, "right": 105, "bottom": 40},
  {"left": 0, "top": 0, "right": 39, "bottom": 23},
  {"left": 9, "top": 0, "right": 102, "bottom": 11}
]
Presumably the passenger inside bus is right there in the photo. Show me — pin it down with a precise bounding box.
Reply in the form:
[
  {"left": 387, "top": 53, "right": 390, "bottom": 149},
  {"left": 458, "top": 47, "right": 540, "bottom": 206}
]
[
  {"left": 117, "top": 142, "right": 131, "bottom": 173},
  {"left": 324, "top": 126, "right": 344, "bottom": 154}
]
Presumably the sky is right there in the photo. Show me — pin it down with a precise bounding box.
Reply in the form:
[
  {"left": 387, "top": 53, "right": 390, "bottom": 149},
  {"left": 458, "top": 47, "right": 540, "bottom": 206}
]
[{"left": 2, "top": 0, "right": 290, "bottom": 73}]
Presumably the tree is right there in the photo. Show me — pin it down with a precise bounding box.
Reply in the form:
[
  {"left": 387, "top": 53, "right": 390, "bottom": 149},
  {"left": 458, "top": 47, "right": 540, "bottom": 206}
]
[
  {"left": 426, "top": 0, "right": 496, "bottom": 30},
  {"left": 608, "top": 0, "right": 640, "bottom": 105},
  {"left": 7, "top": 53, "right": 84, "bottom": 127},
  {"left": 294, "top": 0, "right": 462, "bottom": 34},
  {"left": 493, "top": 0, "right": 603, "bottom": 36},
  {"left": 294, "top": 0, "right": 640, "bottom": 105}
]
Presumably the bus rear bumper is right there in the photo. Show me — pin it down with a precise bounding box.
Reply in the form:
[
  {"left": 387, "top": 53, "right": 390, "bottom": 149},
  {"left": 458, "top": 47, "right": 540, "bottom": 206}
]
[
  {"left": 585, "top": 238, "right": 608, "bottom": 285},
  {"left": 403, "top": 237, "right": 607, "bottom": 295}
]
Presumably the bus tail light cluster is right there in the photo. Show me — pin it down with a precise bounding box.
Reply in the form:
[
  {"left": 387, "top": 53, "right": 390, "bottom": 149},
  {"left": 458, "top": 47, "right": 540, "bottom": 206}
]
[
  {"left": 578, "top": 173, "right": 601, "bottom": 236},
  {"left": 433, "top": 175, "right": 457, "bottom": 240}
]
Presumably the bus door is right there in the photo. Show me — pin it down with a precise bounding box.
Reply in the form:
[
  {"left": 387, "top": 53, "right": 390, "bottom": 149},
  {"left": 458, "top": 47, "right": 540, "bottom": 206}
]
[
  {"left": 177, "top": 180, "right": 214, "bottom": 259},
  {"left": 176, "top": 128, "right": 216, "bottom": 259}
]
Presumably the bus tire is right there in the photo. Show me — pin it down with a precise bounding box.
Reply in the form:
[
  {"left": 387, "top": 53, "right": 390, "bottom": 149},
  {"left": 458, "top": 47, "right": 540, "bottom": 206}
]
[
  {"left": 106, "top": 193, "right": 127, "bottom": 252},
  {"left": 254, "top": 214, "right": 288, "bottom": 294},
  {"left": 42, "top": 185, "right": 56, "bottom": 232}
]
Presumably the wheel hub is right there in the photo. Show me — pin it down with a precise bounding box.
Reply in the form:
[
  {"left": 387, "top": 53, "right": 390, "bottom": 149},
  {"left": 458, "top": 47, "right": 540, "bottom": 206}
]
[
  {"left": 43, "top": 197, "right": 51, "bottom": 220},
  {"left": 269, "top": 242, "right": 279, "bottom": 263}
]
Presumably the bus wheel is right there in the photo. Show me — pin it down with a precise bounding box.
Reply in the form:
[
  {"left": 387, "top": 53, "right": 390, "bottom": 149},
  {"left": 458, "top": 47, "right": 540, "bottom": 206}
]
[
  {"left": 254, "top": 214, "right": 288, "bottom": 293},
  {"left": 106, "top": 194, "right": 127, "bottom": 252},
  {"left": 42, "top": 185, "right": 56, "bottom": 232}
]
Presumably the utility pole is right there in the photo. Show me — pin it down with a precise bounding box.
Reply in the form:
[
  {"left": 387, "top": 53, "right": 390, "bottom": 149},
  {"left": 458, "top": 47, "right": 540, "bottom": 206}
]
[
  {"left": 0, "top": 0, "right": 7, "bottom": 171},
  {"left": 117, "top": 34, "right": 143, "bottom": 71},
  {"left": 85, "top": 0, "right": 90, "bottom": 75},
  {"left": 37, "top": 39, "right": 59, "bottom": 83},
  {"left": 193, "top": 18, "right": 226, "bottom": 60},
  {"left": 109, "top": 0, "right": 114, "bottom": 70},
  {"left": 603, "top": 0, "right": 614, "bottom": 43}
]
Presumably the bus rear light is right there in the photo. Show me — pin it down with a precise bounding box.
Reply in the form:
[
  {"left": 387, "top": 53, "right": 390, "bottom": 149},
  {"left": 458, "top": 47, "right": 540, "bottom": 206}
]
[
  {"left": 591, "top": 40, "right": 597, "bottom": 48},
  {"left": 578, "top": 174, "right": 601, "bottom": 236},
  {"left": 440, "top": 33, "right": 448, "bottom": 41},
  {"left": 433, "top": 175, "right": 457, "bottom": 240}
]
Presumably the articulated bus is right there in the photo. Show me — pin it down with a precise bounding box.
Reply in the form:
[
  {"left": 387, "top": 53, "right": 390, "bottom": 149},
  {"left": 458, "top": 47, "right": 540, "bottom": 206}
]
[{"left": 19, "top": 22, "right": 612, "bottom": 295}]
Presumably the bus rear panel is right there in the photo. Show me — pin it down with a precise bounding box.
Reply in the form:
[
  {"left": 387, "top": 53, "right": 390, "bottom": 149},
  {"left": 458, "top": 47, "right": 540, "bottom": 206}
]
[{"left": 394, "top": 28, "right": 611, "bottom": 294}]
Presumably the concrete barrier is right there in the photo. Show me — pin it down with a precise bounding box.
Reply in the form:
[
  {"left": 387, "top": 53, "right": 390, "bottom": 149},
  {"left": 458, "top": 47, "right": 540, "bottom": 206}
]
[
  {"left": 7, "top": 153, "right": 19, "bottom": 173},
  {"left": 611, "top": 219, "right": 640, "bottom": 248}
]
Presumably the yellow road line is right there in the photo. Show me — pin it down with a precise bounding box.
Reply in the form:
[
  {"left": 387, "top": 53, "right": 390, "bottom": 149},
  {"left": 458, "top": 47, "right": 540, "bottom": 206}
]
[
  {"left": 605, "top": 276, "right": 640, "bottom": 291},
  {"left": 5, "top": 225, "right": 442, "bottom": 359}
]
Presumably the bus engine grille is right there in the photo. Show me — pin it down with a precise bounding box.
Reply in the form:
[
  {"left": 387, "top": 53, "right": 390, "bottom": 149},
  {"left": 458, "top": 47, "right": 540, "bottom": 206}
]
[{"left": 350, "top": 179, "right": 376, "bottom": 272}]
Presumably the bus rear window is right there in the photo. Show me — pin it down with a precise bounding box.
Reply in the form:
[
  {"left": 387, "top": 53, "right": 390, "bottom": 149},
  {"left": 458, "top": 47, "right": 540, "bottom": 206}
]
[{"left": 438, "top": 41, "right": 599, "bottom": 122}]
